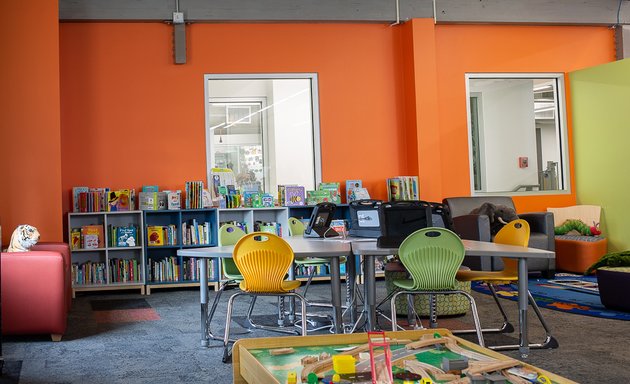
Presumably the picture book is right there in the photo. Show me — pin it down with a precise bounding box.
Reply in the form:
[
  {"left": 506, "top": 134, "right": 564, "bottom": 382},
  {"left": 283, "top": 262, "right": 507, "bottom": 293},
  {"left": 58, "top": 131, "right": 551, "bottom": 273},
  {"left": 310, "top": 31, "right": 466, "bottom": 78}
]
[
  {"left": 116, "top": 226, "right": 138, "bottom": 247},
  {"left": 72, "top": 186, "right": 89, "bottom": 212},
  {"left": 387, "top": 176, "right": 419, "bottom": 201},
  {"left": 142, "top": 185, "right": 159, "bottom": 192},
  {"left": 166, "top": 190, "right": 181, "bottom": 210},
  {"left": 252, "top": 193, "right": 263, "bottom": 208},
  {"left": 277, "top": 184, "right": 298, "bottom": 206},
  {"left": 108, "top": 189, "right": 132, "bottom": 211},
  {"left": 284, "top": 185, "right": 305, "bottom": 206},
  {"left": 147, "top": 225, "right": 165, "bottom": 246},
  {"left": 81, "top": 225, "right": 104, "bottom": 249},
  {"left": 306, "top": 190, "right": 332, "bottom": 205},
  {"left": 70, "top": 228, "right": 81, "bottom": 250},
  {"left": 350, "top": 187, "right": 371, "bottom": 201},
  {"left": 345, "top": 179, "right": 362, "bottom": 203},
  {"left": 318, "top": 182, "right": 341, "bottom": 204},
  {"left": 261, "top": 193, "right": 274, "bottom": 207}
]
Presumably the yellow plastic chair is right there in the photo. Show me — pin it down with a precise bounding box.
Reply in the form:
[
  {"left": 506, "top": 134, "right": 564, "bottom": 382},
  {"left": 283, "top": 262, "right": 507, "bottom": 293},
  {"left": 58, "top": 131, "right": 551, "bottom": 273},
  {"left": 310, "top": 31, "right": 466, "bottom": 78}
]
[
  {"left": 455, "top": 219, "right": 557, "bottom": 349},
  {"left": 222, "top": 232, "right": 307, "bottom": 362},
  {"left": 389, "top": 227, "right": 485, "bottom": 346},
  {"left": 203, "top": 224, "right": 248, "bottom": 343}
]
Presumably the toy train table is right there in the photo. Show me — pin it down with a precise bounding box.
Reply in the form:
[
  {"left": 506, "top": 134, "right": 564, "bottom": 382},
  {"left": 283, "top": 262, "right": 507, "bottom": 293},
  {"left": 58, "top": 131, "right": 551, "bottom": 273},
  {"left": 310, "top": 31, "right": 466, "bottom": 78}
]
[{"left": 232, "top": 329, "right": 576, "bottom": 384}]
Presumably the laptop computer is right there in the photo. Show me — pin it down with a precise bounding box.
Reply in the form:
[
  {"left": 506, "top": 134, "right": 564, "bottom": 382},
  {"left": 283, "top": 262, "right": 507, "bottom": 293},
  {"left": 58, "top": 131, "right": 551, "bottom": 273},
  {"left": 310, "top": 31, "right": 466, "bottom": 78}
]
[{"left": 376, "top": 200, "right": 433, "bottom": 248}]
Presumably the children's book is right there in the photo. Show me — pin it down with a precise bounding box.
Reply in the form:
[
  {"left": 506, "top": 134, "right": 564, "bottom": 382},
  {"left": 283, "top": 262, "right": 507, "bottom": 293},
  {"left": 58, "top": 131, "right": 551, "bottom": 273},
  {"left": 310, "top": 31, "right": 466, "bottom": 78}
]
[
  {"left": 147, "top": 225, "right": 165, "bottom": 246},
  {"left": 142, "top": 185, "right": 159, "bottom": 192},
  {"left": 116, "top": 226, "right": 138, "bottom": 247},
  {"left": 350, "top": 187, "right": 371, "bottom": 201},
  {"left": 306, "top": 190, "right": 332, "bottom": 206},
  {"left": 261, "top": 193, "right": 274, "bottom": 207},
  {"left": 284, "top": 186, "right": 306, "bottom": 206},
  {"left": 166, "top": 190, "right": 181, "bottom": 210},
  {"left": 70, "top": 228, "right": 81, "bottom": 250},
  {"left": 81, "top": 225, "right": 104, "bottom": 249},
  {"left": 318, "top": 182, "right": 341, "bottom": 204},
  {"left": 108, "top": 189, "right": 132, "bottom": 211},
  {"left": 345, "top": 180, "right": 362, "bottom": 203},
  {"left": 72, "top": 187, "right": 89, "bottom": 213}
]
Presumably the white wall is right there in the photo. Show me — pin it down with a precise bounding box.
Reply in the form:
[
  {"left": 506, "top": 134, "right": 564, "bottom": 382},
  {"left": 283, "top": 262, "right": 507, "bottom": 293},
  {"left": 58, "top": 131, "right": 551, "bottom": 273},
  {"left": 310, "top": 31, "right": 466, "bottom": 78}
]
[{"left": 477, "top": 80, "right": 538, "bottom": 191}]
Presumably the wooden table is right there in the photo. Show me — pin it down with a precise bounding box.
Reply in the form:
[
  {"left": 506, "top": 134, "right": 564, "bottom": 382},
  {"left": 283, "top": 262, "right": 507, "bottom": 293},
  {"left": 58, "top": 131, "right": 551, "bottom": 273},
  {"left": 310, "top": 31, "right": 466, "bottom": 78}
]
[
  {"left": 351, "top": 239, "right": 558, "bottom": 357},
  {"left": 232, "top": 328, "right": 575, "bottom": 384}
]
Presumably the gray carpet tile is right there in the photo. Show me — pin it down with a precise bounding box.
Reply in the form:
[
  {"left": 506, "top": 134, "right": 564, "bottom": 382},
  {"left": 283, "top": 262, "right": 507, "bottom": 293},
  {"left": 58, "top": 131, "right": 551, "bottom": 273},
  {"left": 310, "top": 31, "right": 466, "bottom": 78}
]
[{"left": 3, "top": 281, "right": 630, "bottom": 383}]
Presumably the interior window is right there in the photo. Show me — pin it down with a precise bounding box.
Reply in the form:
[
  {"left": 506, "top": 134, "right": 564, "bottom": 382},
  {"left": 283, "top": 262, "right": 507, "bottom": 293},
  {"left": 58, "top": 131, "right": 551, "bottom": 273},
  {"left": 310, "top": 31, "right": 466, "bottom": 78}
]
[
  {"left": 466, "top": 74, "right": 569, "bottom": 195},
  {"left": 204, "top": 74, "right": 322, "bottom": 194}
]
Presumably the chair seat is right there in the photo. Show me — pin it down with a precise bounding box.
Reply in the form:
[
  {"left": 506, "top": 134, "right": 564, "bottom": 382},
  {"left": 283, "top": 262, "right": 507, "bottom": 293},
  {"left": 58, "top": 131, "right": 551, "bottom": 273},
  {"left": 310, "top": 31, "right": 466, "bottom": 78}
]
[
  {"left": 239, "top": 279, "right": 301, "bottom": 292},
  {"left": 456, "top": 269, "right": 517, "bottom": 284},
  {"left": 224, "top": 273, "right": 244, "bottom": 281},
  {"left": 294, "top": 256, "right": 346, "bottom": 266},
  {"left": 392, "top": 279, "right": 416, "bottom": 291}
]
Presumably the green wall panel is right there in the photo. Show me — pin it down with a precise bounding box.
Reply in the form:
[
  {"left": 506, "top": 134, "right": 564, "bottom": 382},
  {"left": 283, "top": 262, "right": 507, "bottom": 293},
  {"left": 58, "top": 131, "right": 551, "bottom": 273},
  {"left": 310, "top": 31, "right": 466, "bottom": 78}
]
[{"left": 570, "top": 58, "right": 630, "bottom": 252}]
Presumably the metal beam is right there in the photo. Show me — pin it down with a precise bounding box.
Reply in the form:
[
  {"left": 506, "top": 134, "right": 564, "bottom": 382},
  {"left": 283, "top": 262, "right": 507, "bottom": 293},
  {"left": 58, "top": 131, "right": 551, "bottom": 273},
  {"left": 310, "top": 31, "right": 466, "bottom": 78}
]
[{"left": 59, "top": 0, "right": 630, "bottom": 25}]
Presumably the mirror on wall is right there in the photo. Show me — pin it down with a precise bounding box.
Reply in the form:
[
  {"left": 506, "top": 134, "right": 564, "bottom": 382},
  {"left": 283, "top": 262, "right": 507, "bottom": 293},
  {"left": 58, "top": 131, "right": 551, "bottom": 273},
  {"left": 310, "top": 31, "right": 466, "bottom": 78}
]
[
  {"left": 204, "top": 74, "right": 322, "bottom": 195},
  {"left": 466, "top": 74, "right": 569, "bottom": 195}
]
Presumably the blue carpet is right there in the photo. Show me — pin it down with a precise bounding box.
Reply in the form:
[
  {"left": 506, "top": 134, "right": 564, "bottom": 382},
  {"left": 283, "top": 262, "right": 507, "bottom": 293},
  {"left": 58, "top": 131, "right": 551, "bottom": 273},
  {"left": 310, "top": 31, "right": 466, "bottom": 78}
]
[{"left": 471, "top": 273, "right": 630, "bottom": 321}]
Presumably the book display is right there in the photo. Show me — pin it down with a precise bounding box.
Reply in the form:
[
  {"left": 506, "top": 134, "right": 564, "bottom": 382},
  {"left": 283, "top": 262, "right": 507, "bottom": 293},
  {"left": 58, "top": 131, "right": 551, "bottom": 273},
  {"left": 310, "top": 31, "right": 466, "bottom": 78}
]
[
  {"left": 386, "top": 176, "right": 419, "bottom": 201},
  {"left": 143, "top": 209, "right": 219, "bottom": 294},
  {"left": 68, "top": 211, "right": 145, "bottom": 295},
  {"left": 72, "top": 186, "right": 136, "bottom": 213}
]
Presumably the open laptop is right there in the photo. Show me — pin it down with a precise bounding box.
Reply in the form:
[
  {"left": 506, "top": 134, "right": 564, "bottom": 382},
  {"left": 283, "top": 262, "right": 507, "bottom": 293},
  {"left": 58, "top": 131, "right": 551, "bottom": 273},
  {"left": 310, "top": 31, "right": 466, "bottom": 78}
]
[{"left": 376, "top": 200, "right": 433, "bottom": 248}]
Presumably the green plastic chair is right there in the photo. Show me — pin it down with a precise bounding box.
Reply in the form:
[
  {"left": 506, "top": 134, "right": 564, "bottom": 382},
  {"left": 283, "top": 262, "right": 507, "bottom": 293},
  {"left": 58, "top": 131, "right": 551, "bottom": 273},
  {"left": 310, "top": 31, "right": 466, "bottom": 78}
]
[
  {"left": 389, "top": 227, "right": 485, "bottom": 346},
  {"left": 219, "top": 224, "right": 247, "bottom": 280}
]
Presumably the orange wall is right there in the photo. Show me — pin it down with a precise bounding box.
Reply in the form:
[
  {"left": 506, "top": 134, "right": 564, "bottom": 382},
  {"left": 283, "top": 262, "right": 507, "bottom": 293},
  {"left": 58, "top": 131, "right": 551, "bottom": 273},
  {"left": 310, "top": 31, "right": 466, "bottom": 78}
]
[
  {"left": 408, "top": 21, "right": 615, "bottom": 212},
  {"left": 0, "top": 0, "right": 63, "bottom": 245},
  {"left": 59, "top": 23, "right": 406, "bottom": 215}
]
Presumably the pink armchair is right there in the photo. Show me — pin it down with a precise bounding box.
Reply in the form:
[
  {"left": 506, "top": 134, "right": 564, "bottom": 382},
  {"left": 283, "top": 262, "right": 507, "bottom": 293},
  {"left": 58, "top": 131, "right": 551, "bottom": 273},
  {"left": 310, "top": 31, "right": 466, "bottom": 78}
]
[{"left": 1, "top": 242, "right": 71, "bottom": 341}]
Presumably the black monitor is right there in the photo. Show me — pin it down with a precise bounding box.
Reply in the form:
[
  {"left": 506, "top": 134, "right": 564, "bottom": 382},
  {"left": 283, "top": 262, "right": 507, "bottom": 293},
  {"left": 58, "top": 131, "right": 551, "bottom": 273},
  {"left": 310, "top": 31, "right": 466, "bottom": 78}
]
[
  {"left": 304, "top": 202, "right": 340, "bottom": 238},
  {"left": 377, "top": 200, "right": 433, "bottom": 248}
]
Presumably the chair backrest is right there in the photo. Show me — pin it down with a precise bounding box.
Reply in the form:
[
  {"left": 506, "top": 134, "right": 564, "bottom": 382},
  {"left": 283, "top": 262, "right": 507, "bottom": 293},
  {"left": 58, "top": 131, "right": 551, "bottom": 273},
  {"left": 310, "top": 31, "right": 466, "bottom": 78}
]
[
  {"left": 219, "top": 224, "right": 247, "bottom": 277},
  {"left": 494, "top": 219, "right": 530, "bottom": 274},
  {"left": 288, "top": 217, "right": 305, "bottom": 237},
  {"left": 233, "top": 232, "right": 294, "bottom": 292},
  {"left": 398, "top": 227, "right": 465, "bottom": 291}
]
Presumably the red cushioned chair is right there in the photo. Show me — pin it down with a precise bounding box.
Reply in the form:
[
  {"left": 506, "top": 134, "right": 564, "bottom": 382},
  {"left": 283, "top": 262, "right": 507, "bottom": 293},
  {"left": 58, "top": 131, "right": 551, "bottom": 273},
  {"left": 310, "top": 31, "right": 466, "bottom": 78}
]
[{"left": 1, "top": 242, "right": 71, "bottom": 341}]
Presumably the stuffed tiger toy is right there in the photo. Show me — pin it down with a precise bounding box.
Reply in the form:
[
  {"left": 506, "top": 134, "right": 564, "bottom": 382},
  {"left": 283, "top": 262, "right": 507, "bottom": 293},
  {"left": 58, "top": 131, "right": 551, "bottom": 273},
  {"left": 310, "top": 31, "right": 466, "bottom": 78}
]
[{"left": 6, "top": 224, "right": 40, "bottom": 252}]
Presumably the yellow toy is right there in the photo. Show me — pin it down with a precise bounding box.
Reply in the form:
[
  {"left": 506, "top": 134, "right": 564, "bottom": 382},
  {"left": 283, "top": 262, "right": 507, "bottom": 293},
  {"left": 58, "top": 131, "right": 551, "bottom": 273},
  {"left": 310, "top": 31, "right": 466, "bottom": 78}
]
[
  {"left": 287, "top": 371, "right": 297, "bottom": 384},
  {"left": 332, "top": 355, "right": 356, "bottom": 374}
]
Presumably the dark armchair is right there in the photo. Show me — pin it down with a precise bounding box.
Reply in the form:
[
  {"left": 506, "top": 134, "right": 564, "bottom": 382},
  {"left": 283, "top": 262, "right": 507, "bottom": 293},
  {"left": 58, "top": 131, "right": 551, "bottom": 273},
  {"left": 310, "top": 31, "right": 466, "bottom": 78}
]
[{"left": 442, "top": 196, "right": 555, "bottom": 277}]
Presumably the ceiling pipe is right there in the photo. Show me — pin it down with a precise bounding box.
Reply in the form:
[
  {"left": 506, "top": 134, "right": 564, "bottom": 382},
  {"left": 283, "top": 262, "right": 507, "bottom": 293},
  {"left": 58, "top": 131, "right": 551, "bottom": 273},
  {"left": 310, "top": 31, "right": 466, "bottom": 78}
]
[{"left": 389, "top": 0, "right": 401, "bottom": 26}]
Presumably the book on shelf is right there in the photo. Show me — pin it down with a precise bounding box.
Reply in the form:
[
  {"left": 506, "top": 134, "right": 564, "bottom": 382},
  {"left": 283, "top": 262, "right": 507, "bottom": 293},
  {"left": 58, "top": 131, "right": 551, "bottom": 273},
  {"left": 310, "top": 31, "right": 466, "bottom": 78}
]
[
  {"left": 107, "top": 189, "right": 132, "bottom": 211},
  {"left": 111, "top": 225, "right": 138, "bottom": 247},
  {"left": 185, "top": 180, "right": 204, "bottom": 209},
  {"left": 74, "top": 187, "right": 111, "bottom": 212},
  {"left": 166, "top": 190, "right": 181, "bottom": 210},
  {"left": 142, "top": 185, "right": 159, "bottom": 192},
  {"left": 70, "top": 228, "right": 81, "bottom": 250},
  {"left": 386, "top": 176, "right": 419, "bottom": 201},
  {"left": 72, "top": 187, "right": 89, "bottom": 212},
  {"left": 284, "top": 185, "right": 306, "bottom": 206},
  {"left": 349, "top": 187, "right": 371, "bottom": 201},
  {"left": 345, "top": 180, "right": 362, "bottom": 203},
  {"left": 80, "top": 224, "right": 104, "bottom": 249},
  {"left": 139, "top": 191, "right": 167, "bottom": 210},
  {"left": 306, "top": 189, "right": 332, "bottom": 206},
  {"left": 317, "top": 182, "right": 341, "bottom": 204},
  {"left": 147, "top": 225, "right": 165, "bottom": 246},
  {"left": 261, "top": 193, "right": 274, "bottom": 207}
]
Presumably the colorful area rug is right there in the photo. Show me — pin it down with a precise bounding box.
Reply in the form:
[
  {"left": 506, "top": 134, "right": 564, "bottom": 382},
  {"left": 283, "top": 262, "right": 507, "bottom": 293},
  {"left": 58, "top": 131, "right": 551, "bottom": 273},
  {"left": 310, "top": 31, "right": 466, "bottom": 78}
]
[
  {"left": 471, "top": 273, "right": 630, "bottom": 321},
  {"left": 90, "top": 298, "right": 160, "bottom": 324}
]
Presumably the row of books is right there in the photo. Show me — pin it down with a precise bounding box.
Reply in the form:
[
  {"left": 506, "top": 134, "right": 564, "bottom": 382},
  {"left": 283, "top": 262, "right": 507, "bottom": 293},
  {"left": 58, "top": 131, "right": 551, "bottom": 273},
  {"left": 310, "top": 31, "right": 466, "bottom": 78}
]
[
  {"left": 182, "top": 220, "right": 212, "bottom": 246},
  {"left": 146, "top": 256, "right": 215, "bottom": 283},
  {"left": 72, "top": 187, "right": 135, "bottom": 213},
  {"left": 253, "top": 221, "right": 282, "bottom": 237},
  {"left": 185, "top": 180, "right": 205, "bottom": 209},
  {"left": 108, "top": 225, "right": 138, "bottom": 247},
  {"left": 146, "top": 225, "right": 178, "bottom": 247},
  {"left": 71, "top": 225, "right": 104, "bottom": 250},
  {"left": 71, "top": 258, "right": 142, "bottom": 285},
  {"left": 386, "top": 176, "right": 419, "bottom": 201}
]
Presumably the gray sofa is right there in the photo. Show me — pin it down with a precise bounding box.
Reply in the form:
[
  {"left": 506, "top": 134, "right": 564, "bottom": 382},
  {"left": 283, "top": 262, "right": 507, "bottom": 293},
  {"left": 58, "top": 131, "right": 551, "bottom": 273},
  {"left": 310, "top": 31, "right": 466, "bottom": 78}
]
[{"left": 442, "top": 196, "right": 555, "bottom": 278}]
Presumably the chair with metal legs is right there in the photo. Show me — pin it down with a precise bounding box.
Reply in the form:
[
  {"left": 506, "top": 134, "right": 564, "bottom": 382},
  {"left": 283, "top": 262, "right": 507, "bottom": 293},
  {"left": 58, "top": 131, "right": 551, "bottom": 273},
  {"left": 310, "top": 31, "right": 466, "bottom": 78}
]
[
  {"left": 389, "top": 227, "right": 485, "bottom": 346},
  {"left": 223, "top": 232, "right": 308, "bottom": 362},
  {"left": 454, "top": 219, "right": 558, "bottom": 350}
]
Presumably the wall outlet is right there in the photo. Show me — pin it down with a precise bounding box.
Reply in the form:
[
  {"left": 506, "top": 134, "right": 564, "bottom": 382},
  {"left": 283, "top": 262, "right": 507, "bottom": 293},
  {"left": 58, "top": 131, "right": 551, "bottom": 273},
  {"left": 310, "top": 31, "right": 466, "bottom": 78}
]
[{"left": 518, "top": 156, "right": 529, "bottom": 168}]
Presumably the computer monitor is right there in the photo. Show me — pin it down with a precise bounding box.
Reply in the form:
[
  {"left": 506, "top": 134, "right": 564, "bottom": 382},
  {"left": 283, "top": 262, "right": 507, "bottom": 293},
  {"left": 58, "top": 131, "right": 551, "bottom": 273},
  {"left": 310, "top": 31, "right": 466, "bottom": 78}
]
[
  {"left": 377, "top": 200, "right": 433, "bottom": 248},
  {"left": 304, "top": 202, "right": 340, "bottom": 238}
]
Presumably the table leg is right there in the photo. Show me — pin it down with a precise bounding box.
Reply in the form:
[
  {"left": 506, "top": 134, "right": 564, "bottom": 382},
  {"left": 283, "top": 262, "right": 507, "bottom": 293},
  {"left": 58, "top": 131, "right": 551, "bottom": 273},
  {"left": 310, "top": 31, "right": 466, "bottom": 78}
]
[
  {"left": 330, "top": 256, "right": 343, "bottom": 334},
  {"left": 518, "top": 257, "right": 529, "bottom": 358},
  {"left": 346, "top": 253, "right": 357, "bottom": 325},
  {"left": 288, "top": 263, "right": 296, "bottom": 323},
  {"left": 363, "top": 254, "right": 377, "bottom": 331},
  {"left": 200, "top": 258, "right": 209, "bottom": 348}
]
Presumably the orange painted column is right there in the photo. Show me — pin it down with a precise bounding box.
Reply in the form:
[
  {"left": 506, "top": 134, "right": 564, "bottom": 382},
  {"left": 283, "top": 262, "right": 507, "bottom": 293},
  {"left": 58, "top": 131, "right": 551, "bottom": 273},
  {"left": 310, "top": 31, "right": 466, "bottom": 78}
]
[{"left": 0, "top": 1, "right": 63, "bottom": 244}]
